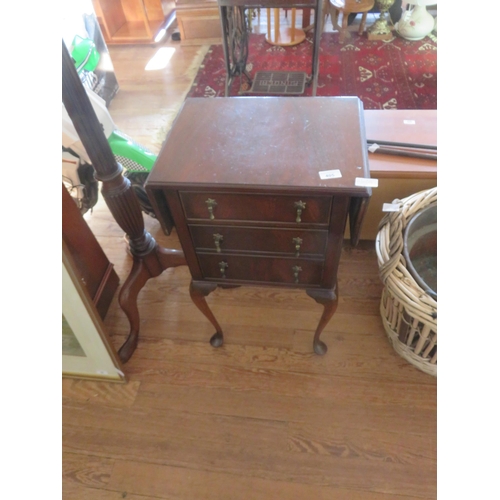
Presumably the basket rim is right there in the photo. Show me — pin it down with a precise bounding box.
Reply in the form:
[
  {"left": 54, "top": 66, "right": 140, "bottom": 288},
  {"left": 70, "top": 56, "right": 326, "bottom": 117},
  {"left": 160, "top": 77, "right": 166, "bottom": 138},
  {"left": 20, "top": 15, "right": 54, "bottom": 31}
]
[{"left": 375, "top": 187, "right": 437, "bottom": 316}]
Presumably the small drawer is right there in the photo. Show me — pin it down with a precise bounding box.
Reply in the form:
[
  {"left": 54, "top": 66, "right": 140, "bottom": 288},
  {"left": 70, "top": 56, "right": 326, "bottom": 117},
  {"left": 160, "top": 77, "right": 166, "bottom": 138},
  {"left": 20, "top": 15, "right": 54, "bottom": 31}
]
[
  {"left": 197, "top": 253, "right": 324, "bottom": 286},
  {"left": 179, "top": 192, "right": 332, "bottom": 225},
  {"left": 189, "top": 225, "right": 328, "bottom": 257}
]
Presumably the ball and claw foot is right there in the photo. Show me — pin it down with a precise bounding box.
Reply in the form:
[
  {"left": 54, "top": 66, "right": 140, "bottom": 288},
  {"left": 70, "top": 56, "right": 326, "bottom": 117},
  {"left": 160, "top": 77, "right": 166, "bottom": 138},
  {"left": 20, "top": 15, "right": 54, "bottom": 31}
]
[
  {"left": 314, "top": 340, "right": 328, "bottom": 355},
  {"left": 210, "top": 332, "right": 224, "bottom": 347}
]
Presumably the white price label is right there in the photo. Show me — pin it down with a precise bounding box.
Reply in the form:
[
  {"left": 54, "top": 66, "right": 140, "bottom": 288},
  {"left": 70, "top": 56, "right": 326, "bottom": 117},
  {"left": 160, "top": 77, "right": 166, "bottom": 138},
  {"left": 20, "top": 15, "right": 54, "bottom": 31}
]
[
  {"left": 355, "top": 177, "right": 378, "bottom": 188},
  {"left": 403, "top": 120, "right": 416, "bottom": 125},
  {"left": 382, "top": 203, "right": 401, "bottom": 212},
  {"left": 319, "top": 169, "right": 342, "bottom": 180}
]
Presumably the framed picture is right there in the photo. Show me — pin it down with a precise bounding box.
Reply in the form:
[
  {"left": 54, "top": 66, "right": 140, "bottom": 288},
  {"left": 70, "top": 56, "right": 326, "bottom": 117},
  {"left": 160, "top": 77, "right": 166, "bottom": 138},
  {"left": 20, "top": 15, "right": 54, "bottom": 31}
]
[{"left": 62, "top": 241, "right": 125, "bottom": 382}]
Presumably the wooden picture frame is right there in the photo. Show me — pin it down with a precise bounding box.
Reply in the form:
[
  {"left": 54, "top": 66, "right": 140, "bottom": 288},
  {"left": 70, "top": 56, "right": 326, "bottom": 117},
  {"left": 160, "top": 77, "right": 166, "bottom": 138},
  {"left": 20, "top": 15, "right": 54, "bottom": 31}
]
[{"left": 62, "top": 241, "right": 126, "bottom": 383}]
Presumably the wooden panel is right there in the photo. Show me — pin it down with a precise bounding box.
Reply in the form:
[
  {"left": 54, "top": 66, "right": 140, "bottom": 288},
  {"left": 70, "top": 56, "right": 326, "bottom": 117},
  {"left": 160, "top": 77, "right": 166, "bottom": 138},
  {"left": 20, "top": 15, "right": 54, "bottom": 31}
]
[
  {"left": 189, "top": 224, "right": 328, "bottom": 256},
  {"left": 364, "top": 110, "right": 437, "bottom": 148},
  {"left": 121, "top": 0, "right": 149, "bottom": 23},
  {"left": 62, "top": 184, "right": 119, "bottom": 319},
  {"left": 179, "top": 191, "right": 332, "bottom": 225},
  {"left": 177, "top": 15, "right": 222, "bottom": 40},
  {"left": 197, "top": 252, "right": 324, "bottom": 285},
  {"left": 175, "top": 0, "right": 221, "bottom": 41},
  {"left": 143, "top": 0, "right": 165, "bottom": 20},
  {"left": 94, "top": 0, "right": 127, "bottom": 37}
]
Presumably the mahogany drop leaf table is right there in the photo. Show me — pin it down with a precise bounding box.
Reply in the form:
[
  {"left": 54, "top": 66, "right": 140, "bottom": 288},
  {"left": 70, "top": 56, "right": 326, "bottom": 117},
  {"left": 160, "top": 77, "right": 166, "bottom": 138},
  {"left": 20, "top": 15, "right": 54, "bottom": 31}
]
[{"left": 146, "top": 96, "right": 372, "bottom": 354}]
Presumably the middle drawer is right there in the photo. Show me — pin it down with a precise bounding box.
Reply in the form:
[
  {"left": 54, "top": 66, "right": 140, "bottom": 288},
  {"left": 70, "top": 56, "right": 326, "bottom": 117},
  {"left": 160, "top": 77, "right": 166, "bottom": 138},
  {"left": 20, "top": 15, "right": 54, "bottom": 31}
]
[{"left": 189, "top": 225, "right": 328, "bottom": 257}]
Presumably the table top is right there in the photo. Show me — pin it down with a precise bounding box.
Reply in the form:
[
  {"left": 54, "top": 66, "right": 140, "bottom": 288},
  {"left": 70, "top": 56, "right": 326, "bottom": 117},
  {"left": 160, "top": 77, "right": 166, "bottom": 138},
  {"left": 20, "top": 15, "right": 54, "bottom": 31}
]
[
  {"left": 149, "top": 96, "right": 371, "bottom": 196},
  {"left": 364, "top": 109, "right": 437, "bottom": 179}
]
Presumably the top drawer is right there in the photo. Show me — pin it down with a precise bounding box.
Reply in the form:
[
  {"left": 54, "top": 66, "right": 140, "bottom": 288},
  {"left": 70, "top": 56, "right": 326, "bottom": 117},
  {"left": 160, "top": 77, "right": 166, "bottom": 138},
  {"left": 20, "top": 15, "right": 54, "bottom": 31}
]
[{"left": 179, "top": 192, "right": 332, "bottom": 225}]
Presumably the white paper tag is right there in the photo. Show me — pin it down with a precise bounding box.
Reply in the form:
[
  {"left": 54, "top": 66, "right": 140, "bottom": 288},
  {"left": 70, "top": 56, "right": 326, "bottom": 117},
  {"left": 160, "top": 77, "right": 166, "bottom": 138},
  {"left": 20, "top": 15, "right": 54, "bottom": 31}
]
[
  {"left": 403, "top": 120, "right": 416, "bottom": 125},
  {"left": 355, "top": 177, "right": 378, "bottom": 188},
  {"left": 368, "top": 143, "right": 380, "bottom": 153},
  {"left": 382, "top": 203, "right": 400, "bottom": 212},
  {"left": 319, "top": 169, "right": 342, "bottom": 180}
]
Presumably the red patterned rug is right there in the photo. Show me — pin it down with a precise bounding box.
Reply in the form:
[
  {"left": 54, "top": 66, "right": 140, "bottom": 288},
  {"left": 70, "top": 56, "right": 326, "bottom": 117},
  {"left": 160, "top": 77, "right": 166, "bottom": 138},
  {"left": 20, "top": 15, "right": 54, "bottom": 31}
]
[{"left": 187, "top": 32, "right": 437, "bottom": 109}]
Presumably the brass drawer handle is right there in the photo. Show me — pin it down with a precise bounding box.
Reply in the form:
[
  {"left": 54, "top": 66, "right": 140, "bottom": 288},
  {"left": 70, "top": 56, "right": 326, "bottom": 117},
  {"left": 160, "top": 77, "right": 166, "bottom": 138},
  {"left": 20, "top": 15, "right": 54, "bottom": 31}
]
[
  {"left": 292, "top": 237, "right": 303, "bottom": 257},
  {"left": 294, "top": 201, "right": 306, "bottom": 223},
  {"left": 292, "top": 265, "right": 302, "bottom": 284},
  {"left": 219, "top": 261, "right": 228, "bottom": 278},
  {"left": 213, "top": 233, "right": 223, "bottom": 253},
  {"left": 206, "top": 198, "right": 217, "bottom": 220}
]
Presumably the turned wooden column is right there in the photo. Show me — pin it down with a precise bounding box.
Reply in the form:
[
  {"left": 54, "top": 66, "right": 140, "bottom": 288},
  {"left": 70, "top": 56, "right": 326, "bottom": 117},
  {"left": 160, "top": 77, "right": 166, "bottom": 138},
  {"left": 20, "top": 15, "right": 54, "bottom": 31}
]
[{"left": 62, "top": 40, "right": 186, "bottom": 362}]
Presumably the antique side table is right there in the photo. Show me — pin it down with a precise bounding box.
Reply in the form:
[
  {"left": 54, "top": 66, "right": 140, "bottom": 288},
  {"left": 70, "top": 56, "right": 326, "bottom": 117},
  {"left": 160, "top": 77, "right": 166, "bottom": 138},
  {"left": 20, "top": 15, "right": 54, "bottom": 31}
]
[{"left": 146, "top": 96, "right": 372, "bottom": 354}]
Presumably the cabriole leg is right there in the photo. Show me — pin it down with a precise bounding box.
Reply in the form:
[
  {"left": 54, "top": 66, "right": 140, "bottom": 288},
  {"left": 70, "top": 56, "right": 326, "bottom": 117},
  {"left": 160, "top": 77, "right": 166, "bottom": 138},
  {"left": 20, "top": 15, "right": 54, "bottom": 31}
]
[
  {"left": 306, "top": 287, "right": 339, "bottom": 355},
  {"left": 189, "top": 281, "right": 224, "bottom": 347}
]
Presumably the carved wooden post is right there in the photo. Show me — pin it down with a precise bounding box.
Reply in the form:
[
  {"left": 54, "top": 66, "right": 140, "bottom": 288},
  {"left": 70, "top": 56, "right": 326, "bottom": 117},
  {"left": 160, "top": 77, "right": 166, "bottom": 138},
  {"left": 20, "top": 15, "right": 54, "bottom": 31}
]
[{"left": 62, "top": 40, "right": 186, "bottom": 362}]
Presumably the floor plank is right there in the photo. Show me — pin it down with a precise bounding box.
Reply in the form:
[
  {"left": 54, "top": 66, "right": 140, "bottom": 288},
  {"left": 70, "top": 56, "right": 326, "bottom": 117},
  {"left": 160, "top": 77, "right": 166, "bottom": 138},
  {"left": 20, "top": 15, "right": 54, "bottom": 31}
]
[
  {"left": 63, "top": 480, "right": 159, "bottom": 500},
  {"left": 62, "top": 379, "right": 141, "bottom": 407},
  {"left": 62, "top": 452, "right": 114, "bottom": 489},
  {"left": 108, "top": 459, "right": 428, "bottom": 500}
]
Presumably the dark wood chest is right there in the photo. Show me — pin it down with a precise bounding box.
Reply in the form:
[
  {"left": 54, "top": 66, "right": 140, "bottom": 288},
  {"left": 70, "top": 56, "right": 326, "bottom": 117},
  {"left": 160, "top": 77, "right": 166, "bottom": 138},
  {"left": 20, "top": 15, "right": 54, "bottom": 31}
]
[{"left": 146, "top": 96, "right": 372, "bottom": 353}]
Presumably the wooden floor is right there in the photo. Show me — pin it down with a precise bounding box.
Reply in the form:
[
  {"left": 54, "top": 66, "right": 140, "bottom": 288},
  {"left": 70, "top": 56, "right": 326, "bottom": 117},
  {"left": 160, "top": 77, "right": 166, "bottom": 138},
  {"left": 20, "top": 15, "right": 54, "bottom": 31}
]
[{"left": 62, "top": 18, "right": 437, "bottom": 500}]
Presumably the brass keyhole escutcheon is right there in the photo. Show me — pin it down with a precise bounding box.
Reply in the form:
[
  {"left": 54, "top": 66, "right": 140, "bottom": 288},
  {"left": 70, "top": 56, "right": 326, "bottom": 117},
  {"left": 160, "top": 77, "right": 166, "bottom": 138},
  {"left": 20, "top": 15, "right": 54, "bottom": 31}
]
[
  {"left": 213, "top": 233, "right": 223, "bottom": 253},
  {"left": 294, "top": 201, "right": 306, "bottom": 223},
  {"left": 292, "top": 265, "right": 302, "bottom": 284},
  {"left": 219, "top": 261, "right": 228, "bottom": 278},
  {"left": 206, "top": 198, "right": 217, "bottom": 220},
  {"left": 292, "top": 237, "right": 303, "bottom": 257}
]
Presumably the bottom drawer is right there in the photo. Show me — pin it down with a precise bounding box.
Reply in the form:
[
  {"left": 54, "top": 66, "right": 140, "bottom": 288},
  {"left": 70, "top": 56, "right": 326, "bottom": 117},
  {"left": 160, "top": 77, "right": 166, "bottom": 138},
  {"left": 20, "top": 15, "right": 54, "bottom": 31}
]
[{"left": 197, "top": 253, "right": 324, "bottom": 286}]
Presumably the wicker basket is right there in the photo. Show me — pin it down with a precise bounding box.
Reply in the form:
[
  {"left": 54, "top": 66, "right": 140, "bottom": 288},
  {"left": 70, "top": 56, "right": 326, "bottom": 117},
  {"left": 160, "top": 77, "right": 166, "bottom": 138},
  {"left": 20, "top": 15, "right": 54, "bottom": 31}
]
[{"left": 375, "top": 188, "right": 437, "bottom": 376}]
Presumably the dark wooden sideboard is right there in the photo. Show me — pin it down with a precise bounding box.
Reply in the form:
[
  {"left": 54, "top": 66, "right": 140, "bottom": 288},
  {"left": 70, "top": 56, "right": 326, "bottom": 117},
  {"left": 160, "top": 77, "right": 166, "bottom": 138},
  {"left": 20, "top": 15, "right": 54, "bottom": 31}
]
[{"left": 146, "top": 96, "right": 372, "bottom": 354}]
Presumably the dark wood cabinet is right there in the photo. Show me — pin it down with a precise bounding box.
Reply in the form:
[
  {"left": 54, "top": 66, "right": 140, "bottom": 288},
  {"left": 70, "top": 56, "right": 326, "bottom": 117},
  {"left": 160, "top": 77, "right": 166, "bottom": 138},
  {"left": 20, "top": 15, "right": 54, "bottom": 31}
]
[{"left": 147, "top": 96, "right": 371, "bottom": 354}]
